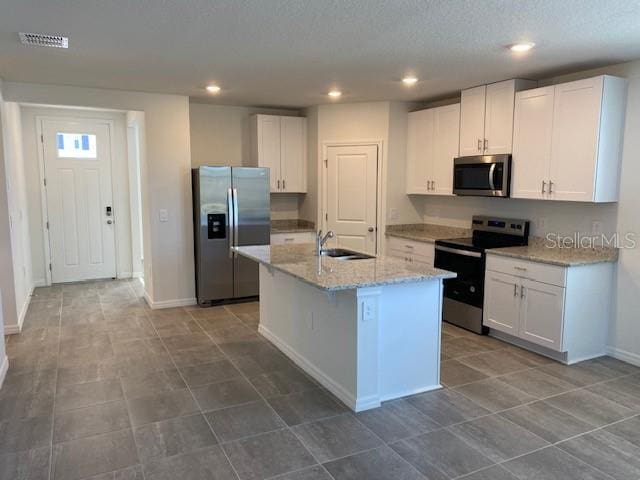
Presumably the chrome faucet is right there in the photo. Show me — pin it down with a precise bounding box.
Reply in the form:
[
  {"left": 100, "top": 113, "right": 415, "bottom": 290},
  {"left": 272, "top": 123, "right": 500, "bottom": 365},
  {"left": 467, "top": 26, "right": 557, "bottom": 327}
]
[{"left": 316, "top": 230, "right": 334, "bottom": 256}]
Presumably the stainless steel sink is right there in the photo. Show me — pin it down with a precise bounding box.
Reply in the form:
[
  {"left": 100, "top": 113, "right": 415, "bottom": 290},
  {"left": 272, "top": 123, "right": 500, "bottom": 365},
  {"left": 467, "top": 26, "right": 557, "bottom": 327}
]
[{"left": 320, "top": 248, "right": 374, "bottom": 261}]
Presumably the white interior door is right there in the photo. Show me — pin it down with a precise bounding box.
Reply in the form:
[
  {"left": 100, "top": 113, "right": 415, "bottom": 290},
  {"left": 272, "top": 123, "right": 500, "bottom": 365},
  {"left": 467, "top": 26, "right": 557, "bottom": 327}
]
[
  {"left": 41, "top": 119, "right": 116, "bottom": 283},
  {"left": 326, "top": 145, "right": 378, "bottom": 255}
]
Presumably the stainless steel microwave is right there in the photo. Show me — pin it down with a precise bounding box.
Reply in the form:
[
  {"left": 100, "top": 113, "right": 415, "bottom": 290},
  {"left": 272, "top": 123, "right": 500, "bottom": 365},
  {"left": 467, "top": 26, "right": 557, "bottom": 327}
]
[{"left": 453, "top": 154, "right": 511, "bottom": 197}]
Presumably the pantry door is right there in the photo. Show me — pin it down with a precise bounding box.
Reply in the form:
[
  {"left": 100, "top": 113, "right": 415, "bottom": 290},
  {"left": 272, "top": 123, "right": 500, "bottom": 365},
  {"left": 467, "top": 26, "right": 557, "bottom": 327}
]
[
  {"left": 325, "top": 144, "right": 378, "bottom": 255},
  {"left": 41, "top": 118, "right": 116, "bottom": 283}
]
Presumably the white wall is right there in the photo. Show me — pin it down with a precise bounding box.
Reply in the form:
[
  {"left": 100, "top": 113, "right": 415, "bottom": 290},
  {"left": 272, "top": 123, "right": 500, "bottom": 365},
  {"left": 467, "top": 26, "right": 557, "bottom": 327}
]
[
  {"left": 20, "top": 106, "right": 132, "bottom": 284},
  {"left": 189, "top": 102, "right": 303, "bottom": 220},
  {"left": 4, "top": 81, "right": 193, "bottom": 306},
  {"left": 127, "top": 111, "right": 145, "bottom": 278}
]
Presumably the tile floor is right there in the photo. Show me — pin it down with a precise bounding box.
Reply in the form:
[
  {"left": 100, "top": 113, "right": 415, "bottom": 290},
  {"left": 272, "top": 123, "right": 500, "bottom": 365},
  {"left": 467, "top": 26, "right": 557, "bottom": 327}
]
[{"left": 1, "top": 279, "right": 640, "bottom": 479}]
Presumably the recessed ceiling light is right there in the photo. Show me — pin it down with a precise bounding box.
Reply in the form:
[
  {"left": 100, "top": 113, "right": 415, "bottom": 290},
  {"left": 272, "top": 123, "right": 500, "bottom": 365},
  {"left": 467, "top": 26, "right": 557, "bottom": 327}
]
[
  {"left": 328, "top": 90, "right": 342, "bottom": 98},
  {"left": 402, "top": 75, "right": 419, "bottom": 86},
  {"left": 206, "top": 84, "right": 221, "bottom": 94},
  {"left": 509, "top": 42, "right": 535, "bottom": 53}
]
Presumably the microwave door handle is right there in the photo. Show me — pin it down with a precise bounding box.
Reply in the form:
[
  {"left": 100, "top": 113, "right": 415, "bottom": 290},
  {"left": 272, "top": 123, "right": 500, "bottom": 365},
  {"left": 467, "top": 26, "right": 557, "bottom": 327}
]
[
  {"left": 227, "top": 188, "right": 234, "bottom": 258},
  {"left": 488, "top": 163, "right": 496, "bottom": 190}
]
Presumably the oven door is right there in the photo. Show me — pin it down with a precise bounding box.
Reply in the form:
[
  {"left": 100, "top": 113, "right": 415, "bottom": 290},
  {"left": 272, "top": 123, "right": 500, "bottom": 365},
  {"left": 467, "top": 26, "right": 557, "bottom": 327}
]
[{"left": 453, "top": 154, "right": 511, "bottom": 197}]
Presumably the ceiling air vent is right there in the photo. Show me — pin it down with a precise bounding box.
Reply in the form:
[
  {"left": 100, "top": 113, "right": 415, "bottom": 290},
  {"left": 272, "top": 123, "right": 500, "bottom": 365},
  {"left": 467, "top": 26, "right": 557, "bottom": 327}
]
[{"left": 19, "top": 32, "right": 68, "bottom": 48}]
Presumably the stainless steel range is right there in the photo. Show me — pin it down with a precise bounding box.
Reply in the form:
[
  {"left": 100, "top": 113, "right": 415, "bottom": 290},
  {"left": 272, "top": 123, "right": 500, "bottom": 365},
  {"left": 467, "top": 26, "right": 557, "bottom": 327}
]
[{"left": 434, "top": 216, "right": 529, "bottom": 334}]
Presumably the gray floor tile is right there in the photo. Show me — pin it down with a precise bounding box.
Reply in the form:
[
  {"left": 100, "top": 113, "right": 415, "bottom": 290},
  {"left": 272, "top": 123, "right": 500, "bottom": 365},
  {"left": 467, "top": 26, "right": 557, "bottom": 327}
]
[
  {"left": 270, "top": 465, "right": 332, "bottom": 480},
  {"left": 586, "top": 377, "right": 640, "bottom": 411},
  {"left": 267, "top": 389, "right": 347, "bottom": 427},
  {"left": 323, "top": 446, "right": 425, "bottom": 480},
  {"left": 0, "top": 416, "right": 53, "bottom": 454},
  {"left": 84, "top": 464, "right": 145, "bottom": 480},
  {"left": 168, "top": 344, "right": 226, "bottom": 368},
  {"left": 232, "top": 349, "right": 293, "bottom": 377},
  {"left": 217, "top": 338, "right": 272, "bottom": 359},
  {"left": 192, "top": 378, "right": 261, "bottom": 411},
  {"left": 143, "top": 445, "right": 236, "bottom": 480},
  {"left": 0, "top": 391, "right": 54, "bottom": 422},
  {"left": 457, "top": 465, "right": 519, "bottom": 480},
  {"left": 52, "top": 429, "right": 139, "bottom": 480},
  {"left": 558, "top": 429, "right": 640, "bottom": 480},
  {"left": 603, "top": 416, "right": 640, "bottom": 447},
  {"left": 250, "top": 367, "right": 318, "bottom": 398},
  {"left": 440, "top": 360, "right": 488, "bottom": 387},
  {"left": 449, "top": 414, "right": 549, "bottom": 462},
  {"left": 502, "top": 446, "right": 613, "bottom": 480},
  {"left": 291, "top": 413, "right": 383, "bottom": 463},
  {"left": 179, "top": 359, "right": 241, "bottom": 388},
  {"left": 355, "top": 399, "right": 440, "bottom": 443},
  {"left": 126, "top": 388, "right": 199, "bottom": 427},
  {"left": 495, "top": 368, "right": 576, "bottom": 399},
  {"left": 0, "top": 446, "right": 51, "bottom": 480},
  {"left": 454, "top": 378, "right": 536, "bottom": 412},
  {"left": 391, "top": 428, "right": 493, "bottom": 480},
  {"left": 150, "top": 316, "right": 204, "bottom": 338},
  {"left": 205, "top": 400, "right": 285, "bottom": 443},
  {"left": 54, "top": 400, "right": 130, "bottom": 443},
  {"left": 223, "top": 428, "right": 316, "bottom": 480},
  {"left": 133, "top": 413, "right": 217, "bottom": 463},
  {"left": 458, "top": 350, "right": 537, "bottom": 377},
  {"left": 406, "top": 388, "right": 489, "bottom": 426},
  {"left": 500, "top": 401, "right": 595, "bottom": 443},
  {"left": 545, "top": 389, "right": 634, "bottom": 427},
  {"left": 161, "top": 333, "right": 214, "bottom": 353},
  {"left": 57, "top": 363, "right": 119, "bottom": 386},
  {"left": 55, "top": 378, "right": 123, "bottom": 412},
  {"left": 538, "top": 360, "right": 624, "bottom": 387},
  {"left": 119, "top": 368, "right": 186, "bottom": 400},
  {"left": 207, "top": 324, "right": 258, "bottom": 343}
]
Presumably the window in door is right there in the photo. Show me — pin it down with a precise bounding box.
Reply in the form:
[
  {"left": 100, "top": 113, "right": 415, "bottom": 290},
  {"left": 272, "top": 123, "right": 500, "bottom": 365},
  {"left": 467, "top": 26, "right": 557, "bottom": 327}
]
[{"left": 56, "top": 132, "right": 97, "bottom": 159}]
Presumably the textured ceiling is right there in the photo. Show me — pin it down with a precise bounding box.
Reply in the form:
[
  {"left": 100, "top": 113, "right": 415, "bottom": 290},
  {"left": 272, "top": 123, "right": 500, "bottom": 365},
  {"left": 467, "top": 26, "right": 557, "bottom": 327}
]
[{"left": 1, "top": 0, "right": 640, "bottom": 107}]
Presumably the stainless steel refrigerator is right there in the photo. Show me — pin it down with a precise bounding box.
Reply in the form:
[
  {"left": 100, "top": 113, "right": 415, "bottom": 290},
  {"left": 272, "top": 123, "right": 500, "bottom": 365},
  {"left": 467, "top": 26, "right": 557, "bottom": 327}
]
[{"left": 192, "top": 166, "right": 270, "bottom": 305}]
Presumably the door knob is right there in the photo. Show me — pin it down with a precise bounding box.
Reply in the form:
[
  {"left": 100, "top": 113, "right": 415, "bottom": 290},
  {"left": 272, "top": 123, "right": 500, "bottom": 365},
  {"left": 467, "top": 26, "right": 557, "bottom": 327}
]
[{"left": 368, "top": 227, "right": 374, "bottom": 232}]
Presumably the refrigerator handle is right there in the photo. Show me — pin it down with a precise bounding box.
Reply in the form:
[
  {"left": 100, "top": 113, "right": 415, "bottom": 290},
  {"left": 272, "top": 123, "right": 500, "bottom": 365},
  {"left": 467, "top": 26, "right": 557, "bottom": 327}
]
[
  {"left": 232, "top": 188, "right": 239, "bottom": 248},
  {"left": 227, "top": 188, "right": 234, "bottom": 258}
]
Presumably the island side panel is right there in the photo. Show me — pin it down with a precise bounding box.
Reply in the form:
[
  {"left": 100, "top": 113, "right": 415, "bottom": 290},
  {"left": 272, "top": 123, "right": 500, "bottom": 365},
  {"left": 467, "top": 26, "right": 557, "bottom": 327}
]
[
  {"left": 258, "top": 265, "right": 359, "bottom": 408},
  {"left": 377, "top": 279, "right": 443, "bottom": 401}
]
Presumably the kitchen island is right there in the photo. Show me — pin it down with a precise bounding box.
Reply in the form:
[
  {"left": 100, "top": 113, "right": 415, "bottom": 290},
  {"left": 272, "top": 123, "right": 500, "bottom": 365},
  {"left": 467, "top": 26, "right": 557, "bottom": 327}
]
[{"left": 234, "top": 244, "right": 455, "bottom": 412}]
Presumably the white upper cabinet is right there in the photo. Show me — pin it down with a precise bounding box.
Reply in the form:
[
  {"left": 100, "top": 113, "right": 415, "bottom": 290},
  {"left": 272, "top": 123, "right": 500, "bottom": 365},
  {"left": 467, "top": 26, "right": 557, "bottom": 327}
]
[
  {"left": 251, "top": 114, "right": 307, "bottom": 193},
  {"left": 512, "top": 75, "right": 627, "bottom": 203},
  {"left": 512, "top": 86, "right": 555, "bottom": 200},
  {"left": 406, "top": 104, "right": 459, "bottom": 195},
  {"left": 459, "top": 79, "right": 537, "bottom": 156}
]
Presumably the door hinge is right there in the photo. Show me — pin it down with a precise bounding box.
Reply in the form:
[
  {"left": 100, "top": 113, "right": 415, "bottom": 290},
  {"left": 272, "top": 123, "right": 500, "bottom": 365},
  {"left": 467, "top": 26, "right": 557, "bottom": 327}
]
[
  {"left": 49, "top": 263, "right": 52, "bottom": 271},
  {"left": 46, "top": 221, "right": 49, "bottom": 230},
  {"left": 43, "top": 178, "right": 47, "bottom": 187},
  {"left": 324, "top": 159, "right": 328, "bottom": 167},
  {"left": 40, "top": 134, "right": 44, "bottom": 143},
  {"left": 325, "top": 213, "right": 328, "bottom": 221}
]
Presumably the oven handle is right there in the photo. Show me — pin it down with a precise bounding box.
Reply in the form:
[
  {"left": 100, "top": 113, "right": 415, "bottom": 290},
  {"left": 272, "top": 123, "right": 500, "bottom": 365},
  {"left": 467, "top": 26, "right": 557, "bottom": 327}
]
[
  {"left": 435, "top": 245, "right": 482, "bottom": 258},
  {"left": 488, "top": 163, "right": 496, "bottom": 190}
]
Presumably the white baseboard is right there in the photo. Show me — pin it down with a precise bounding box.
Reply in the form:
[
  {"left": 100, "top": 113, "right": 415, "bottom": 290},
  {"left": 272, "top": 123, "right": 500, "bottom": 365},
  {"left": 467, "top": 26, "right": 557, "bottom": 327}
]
[
  {"left": 33, "top": 279, "right": 46, "bottom": 287},
  {"left": 606, "top": 346, "right": 640, "bottom": 367},
  {"left": 143, "top": 291, "right": 196, "bottom": 310},
  {"left": 0, "top": 356, "right": 8, "bottom": 391},
  {"left": 118, "top": 271, "right": 133, "bottom": 279},
  {"left": 132, "top": 271, "right": 144, "bottom": 278},
  {"left": 4, "top": 284, "right": 35, "bottom": 335},
  {"left": 259, "top": 324, "right": 364, "bottom": 411}
]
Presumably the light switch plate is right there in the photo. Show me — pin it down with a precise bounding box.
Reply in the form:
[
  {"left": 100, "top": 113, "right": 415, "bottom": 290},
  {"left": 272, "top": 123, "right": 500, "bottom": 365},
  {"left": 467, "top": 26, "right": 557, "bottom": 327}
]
[{"left": 159, "top": 209, "right": 169, "bottom": 223}]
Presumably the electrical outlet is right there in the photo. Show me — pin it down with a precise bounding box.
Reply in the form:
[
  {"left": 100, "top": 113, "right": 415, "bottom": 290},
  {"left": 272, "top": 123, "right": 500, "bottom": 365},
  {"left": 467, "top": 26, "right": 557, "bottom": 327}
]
[
  {"left": 389, "top": 208, "right": 399, "bottom": 221},
  {"left": 592, "top": 220, "right": 603, "bottom": 235},
  {"left": 158, "top": 209, "right": 169, "bottom": 223},
  {"left": 362, "top": 300, "right": 376, "bottom": 323}
]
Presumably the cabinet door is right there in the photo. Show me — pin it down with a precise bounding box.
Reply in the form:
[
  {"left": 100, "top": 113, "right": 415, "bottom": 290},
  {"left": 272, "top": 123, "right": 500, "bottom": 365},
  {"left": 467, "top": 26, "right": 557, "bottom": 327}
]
[
  {"left": 459, "top": 85, "right": 486, "bottom": 156},
  {"left": 406, "top": 109, "right": 433, "bottom": 194},
  {"left": 432, "top": 104, "right": 460, "bottom": 195},
  {"left": 280, "top": 117, "right": 307, "bottom": 193},
  {"left": 483, "top": 80, "right": 517, "bottom": 154},
  {"left": 483, "top": 271, "right": 520, "bottom": 335},
  {"left": 519, "top": 279, "right": 565, "bottom": 351},
  {"left": 512, "top": 86, "right": 555, "bottom": 200},
  {"left": 549, "top": 77, "right": 603, "bottom": 201},
  {"left": 257, "top": 116, "right": 281, "bottom": 192}
]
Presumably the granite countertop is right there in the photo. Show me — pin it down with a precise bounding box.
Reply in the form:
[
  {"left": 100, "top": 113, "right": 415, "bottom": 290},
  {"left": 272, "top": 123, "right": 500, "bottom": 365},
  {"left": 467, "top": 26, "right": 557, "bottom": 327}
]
[
  {"left": 489, "top": 237, "right": 619, "bottom": 267},
  {"left": 385, "top": 223, "right": 471, "bottom": 243},
  {"left": 234, "top": 244, "right": 456, "bottom": 291},
  {"left": 271, "top": 219, "right": 316, "bottom": 234}
]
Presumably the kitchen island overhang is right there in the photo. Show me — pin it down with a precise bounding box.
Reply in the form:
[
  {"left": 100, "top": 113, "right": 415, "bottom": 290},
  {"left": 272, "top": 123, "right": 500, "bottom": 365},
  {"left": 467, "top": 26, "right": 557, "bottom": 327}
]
[{"left": 234, "top": 244, "right": 456, "bottom": 412}]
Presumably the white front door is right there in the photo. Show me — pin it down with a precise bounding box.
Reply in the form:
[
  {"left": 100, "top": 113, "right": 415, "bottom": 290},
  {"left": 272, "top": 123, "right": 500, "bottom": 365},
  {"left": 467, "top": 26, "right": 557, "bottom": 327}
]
[
  {"left": 41, "top": 118, "right": 116, "bottom": 283},
  {"left": 325, "top": 144, "right": 378, "bottom": 255}
]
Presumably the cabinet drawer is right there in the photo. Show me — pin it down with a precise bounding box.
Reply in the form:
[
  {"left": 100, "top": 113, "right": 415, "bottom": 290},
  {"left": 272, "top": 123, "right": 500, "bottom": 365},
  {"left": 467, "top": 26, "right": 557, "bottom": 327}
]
[
  {"left": 387, "top": 237, "right": 434, "bottom": 259},
  {"left": 271, "top": 232, "right": 315, "bottom": 245},
  {"left": 486, "top": 254, "right": 566, "bottom": 287}
]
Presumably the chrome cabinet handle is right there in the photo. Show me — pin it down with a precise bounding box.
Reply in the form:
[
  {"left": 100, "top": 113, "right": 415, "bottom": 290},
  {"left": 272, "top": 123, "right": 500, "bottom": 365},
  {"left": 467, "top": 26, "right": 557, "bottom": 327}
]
[
  {"left": 514, "top": 266, "right": 527, "bottom": 271},
  {"left": 277, "top": 179, "right": 280, "bottom": 189},
  {"left": 484, "top": 138, "right": 488, "bottom": 151},
  {"left": 513, "top": 284, "right": 518, "bottom": 297},
  {"left": 283, "top": 179, "right": 286, "bottom": 190},
  {"left": 549, "top": 181, "right": 554, "bottom": 194},
  {"left": 520, "top": 285, "right": 526, "bottom": 298},
  {"left": 405, "top": 244, "right": 414, "bottom": 249},
  {"left": 477, "top": 139, "right": 482, "bottom": 151},
  {"left": 431, "top": 180, "right": 435, "bottom": 190},
  {"left": 541, "top": 180, "right": 546, "bottom": 194}
]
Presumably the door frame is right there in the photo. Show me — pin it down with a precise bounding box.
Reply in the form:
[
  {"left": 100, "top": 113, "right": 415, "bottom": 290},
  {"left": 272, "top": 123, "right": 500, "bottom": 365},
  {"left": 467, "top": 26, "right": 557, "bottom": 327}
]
[
  {"left": 36, "top": 116, "right": 119, "bottom": 285},
  {"left": 319, "top": 140, "right": 385, "bottom": 255}
]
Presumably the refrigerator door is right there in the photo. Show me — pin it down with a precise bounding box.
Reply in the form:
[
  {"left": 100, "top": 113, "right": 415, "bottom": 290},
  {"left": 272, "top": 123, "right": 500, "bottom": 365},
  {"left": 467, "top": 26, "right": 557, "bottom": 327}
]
[
  {"left": 193, "top": 166, "right": 234, "bottom": 303},
  {"left": 231, "top": 167, "right": 270, "bottom": 298}
]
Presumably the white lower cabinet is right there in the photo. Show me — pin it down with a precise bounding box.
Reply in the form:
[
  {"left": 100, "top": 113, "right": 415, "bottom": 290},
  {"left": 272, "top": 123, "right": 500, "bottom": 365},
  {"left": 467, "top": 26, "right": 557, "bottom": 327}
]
[
  {"left": 270, "top": 232, "right": 315, "bottom": 245},
  {"left": 386, "top": 237, "right": 434, "bottom": 266},
  {"left": 484, "top": 253, "right": 613, "bottom": 364}
]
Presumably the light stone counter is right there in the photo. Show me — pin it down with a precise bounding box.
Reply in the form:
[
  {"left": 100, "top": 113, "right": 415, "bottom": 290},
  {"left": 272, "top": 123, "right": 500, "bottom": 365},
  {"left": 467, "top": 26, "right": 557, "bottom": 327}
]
[
  {"left": 234, "top": 244, "right": 456, "bottom": 291},
  {"left": 490, "top": 237, "right": 619, "bottom": 267},
  {"left": 385, "top": 223, "right": 471, "bottom": 243}
]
